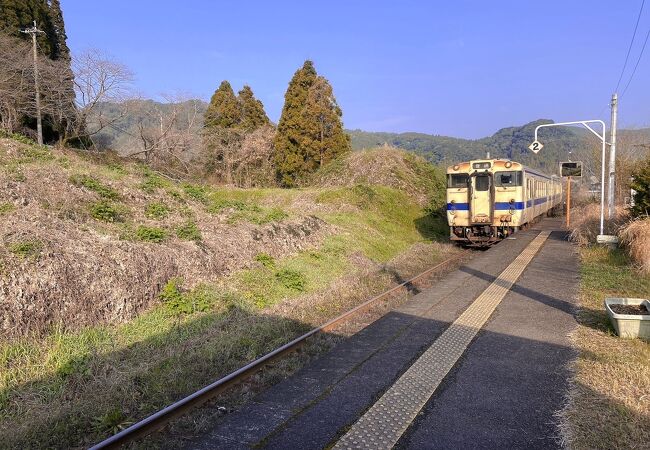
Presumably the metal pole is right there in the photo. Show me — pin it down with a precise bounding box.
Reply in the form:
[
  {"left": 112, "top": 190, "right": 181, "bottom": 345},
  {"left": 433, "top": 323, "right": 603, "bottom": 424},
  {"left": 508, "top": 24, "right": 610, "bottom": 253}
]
[
  {"left": 608, "top": 93, "right": 618, "bottom": 218},
  {"left": 600, "top": 124, "right": 606, "bottom": 236},
  {"left": 534, "top": 120, "right": 607, "bottom": 236},
  {"left": 566, "top": 176, "right": 571, "bottom": 227}
]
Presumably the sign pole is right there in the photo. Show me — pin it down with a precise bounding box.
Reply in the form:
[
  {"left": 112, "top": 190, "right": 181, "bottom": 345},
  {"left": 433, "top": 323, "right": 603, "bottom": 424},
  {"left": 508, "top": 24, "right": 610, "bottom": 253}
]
[
  {"left": 566, "top": 176, "right": 571, "bottom": 228},
  {"left": 533, "top": 120, "right": 607, "bottom": 236}
]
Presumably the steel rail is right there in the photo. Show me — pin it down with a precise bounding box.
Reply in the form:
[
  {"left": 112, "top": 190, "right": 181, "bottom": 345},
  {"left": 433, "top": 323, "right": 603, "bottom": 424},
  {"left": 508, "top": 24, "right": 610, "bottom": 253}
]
[{"left": 89, "top": 254, "right": 463, "bottom": 449}]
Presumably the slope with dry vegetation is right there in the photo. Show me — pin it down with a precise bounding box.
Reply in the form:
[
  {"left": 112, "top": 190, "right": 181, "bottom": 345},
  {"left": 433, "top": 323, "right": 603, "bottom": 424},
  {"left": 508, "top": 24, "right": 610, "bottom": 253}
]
[{"left": 0, "top": 136, "right": 457, "bottom": 448}]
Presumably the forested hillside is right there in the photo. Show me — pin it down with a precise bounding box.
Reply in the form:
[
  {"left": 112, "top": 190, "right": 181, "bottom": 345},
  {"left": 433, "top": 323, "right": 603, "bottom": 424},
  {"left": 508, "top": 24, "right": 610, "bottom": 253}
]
[{"left": 349, "top": 120, "right": 594, "bottom": 174}]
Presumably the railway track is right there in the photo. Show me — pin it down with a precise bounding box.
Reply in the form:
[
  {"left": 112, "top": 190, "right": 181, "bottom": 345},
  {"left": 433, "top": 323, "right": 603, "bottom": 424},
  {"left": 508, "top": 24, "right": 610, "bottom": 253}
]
[{"left": 90, "top": 254, "right": 465, "bottom": 449}]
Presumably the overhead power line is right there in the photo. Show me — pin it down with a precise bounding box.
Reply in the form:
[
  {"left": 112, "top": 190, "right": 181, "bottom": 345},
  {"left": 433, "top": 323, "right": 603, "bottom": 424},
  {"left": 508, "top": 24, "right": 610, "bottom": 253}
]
[
  {"left": 615, "top": 0, "right": 646, "bottom": 93},
  {"left": 620, "top": 25, "right": 650, "bottom": 99}
]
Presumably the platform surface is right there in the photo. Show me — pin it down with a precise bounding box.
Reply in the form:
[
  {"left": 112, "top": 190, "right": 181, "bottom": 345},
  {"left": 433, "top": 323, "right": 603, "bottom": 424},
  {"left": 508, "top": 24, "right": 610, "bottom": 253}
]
[{"left": 191, "top": 217, "right": 579, "bottom": 450}]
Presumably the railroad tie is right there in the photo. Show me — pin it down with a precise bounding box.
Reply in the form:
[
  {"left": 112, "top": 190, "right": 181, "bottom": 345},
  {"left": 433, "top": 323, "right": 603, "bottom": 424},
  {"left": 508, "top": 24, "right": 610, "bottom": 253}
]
[{"left": 333, "top": 231, "right": 551, "bottom": 450}]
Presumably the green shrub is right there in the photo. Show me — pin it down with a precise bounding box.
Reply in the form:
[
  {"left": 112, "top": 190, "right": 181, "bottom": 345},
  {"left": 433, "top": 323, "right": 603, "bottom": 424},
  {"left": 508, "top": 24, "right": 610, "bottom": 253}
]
[
  {"left": 106, "top": 163, "right": 127, "bottom": 175},
  {"left": 275, "top": 268, "right": 306, "bottom": 291},
  {"left": 254, "top": 253, "right": 276, "bottom": 269},
  {"left": 8, "top": 240, "right": 42, "bottom": 259},
  {"left": 91, "top": 408, "right": 128, "bottom": 434},
  {"left": 159, "top": 278, "right": 212, "bottom": 314},
  {"left": 0, "top": 129, "right": 37, "bottom": 145},
  {"left": 18, "top": 145, "right": 54, "bottom": 163},
  {"left": 89, "top": 201, "right": 124, "bottom": 222},
  {"left": 0, "top": 203, "right": 15, "bottom": 215},
  {"left": 175, "top": 221, "right": 201, "bottom": 241},
  {"left": 57, "top": 157, "right": 71, "bottom": 169},
  {"left": 631, "top": 158, "right": 650, "bottom": 218},
  {"left": 182, "top": 184, "right": 208, "bottom": 202},
  {"left": 0, "top": 130, "right": 53, "bottom": 162},
  {"left": 144, "top": 202, "right": 170, "bottom": 220},
  {"left": 206, "top": 198, "right": 247, "bottom": 214},
  {"left": 70, "top": 174, "right": 120, "bottom": 200},
  {"left": 167, "top": 189, "right": 184, "bottom": 202},
  {"left": 258, "top": 208, "right": 288, "bottom": 224},
  {"left": 135, "top": 226, "right": 167, "bottom": 243},
  {"left": 139, "top": 170, "right": 167, "bottom": 193}
]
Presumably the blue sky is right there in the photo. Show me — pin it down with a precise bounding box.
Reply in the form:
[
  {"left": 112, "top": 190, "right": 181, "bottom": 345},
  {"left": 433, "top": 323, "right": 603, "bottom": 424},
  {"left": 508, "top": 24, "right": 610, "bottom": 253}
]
[{"left": 62, "top": 1, "right": 649, "bottom": 138}]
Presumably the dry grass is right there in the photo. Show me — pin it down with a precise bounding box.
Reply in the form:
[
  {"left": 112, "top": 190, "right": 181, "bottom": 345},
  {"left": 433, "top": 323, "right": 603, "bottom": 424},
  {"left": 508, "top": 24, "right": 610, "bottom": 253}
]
[
  {"left": 559, "top": 246, "right": 650, "bottom": 449},
  {"left": 311, "top": 146, "right": 445, "bottom": 208},
  {"left": 568, "top": 203, "right": 628, "bottom": 246},
  {"left": 619, "top": 217, "right": 650, "bottom": 274},
  {"left": 0, "top": 138, "right": 329, "bottom": 338},
  {"left": 0, "top": 136, "right": 457, "bottom": 448}
]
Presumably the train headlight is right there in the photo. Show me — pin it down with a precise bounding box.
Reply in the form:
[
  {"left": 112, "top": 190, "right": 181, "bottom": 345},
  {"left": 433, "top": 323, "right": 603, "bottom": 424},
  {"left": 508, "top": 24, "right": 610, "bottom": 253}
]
[
  {"left": 453, "top": 165, "right": 460, "bottom": 171},
  {"left": 505, "top": 161, "right": 512, "bottom": 168}
]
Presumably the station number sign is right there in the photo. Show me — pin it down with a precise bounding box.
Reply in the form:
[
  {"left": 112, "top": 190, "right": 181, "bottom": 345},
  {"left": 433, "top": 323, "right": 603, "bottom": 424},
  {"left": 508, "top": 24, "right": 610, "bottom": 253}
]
[{"left": 528, "top": 140, "right": 543, "bottom": 154}]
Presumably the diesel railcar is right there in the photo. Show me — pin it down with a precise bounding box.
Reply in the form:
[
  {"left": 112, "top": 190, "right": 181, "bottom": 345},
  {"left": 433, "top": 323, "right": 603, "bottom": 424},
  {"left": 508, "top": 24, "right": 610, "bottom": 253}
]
[{"left": 446, "top": 159, "right": 562, "bottom": 246}]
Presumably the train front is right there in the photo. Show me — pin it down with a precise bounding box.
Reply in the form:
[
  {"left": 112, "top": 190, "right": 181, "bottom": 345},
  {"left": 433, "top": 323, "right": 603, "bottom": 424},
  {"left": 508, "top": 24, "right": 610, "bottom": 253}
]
[{"left": 446, "top": 159, "right": 523, "bottom": 246}]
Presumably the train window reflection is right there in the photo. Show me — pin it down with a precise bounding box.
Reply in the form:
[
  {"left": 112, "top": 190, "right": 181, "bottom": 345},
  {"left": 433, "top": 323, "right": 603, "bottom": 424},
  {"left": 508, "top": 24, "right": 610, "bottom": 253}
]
[
  {"left": 494, "top": 171, "right": 522, "bottom": 187},
  {"left": 447, "top": 174, "right": 469, "bottom": 188}
]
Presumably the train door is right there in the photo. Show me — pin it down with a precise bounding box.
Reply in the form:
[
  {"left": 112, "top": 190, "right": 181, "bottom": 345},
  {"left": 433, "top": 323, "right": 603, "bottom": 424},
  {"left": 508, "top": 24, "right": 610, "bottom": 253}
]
[{"left": 471, "top": 173, "right": 492, "bottom": 224}]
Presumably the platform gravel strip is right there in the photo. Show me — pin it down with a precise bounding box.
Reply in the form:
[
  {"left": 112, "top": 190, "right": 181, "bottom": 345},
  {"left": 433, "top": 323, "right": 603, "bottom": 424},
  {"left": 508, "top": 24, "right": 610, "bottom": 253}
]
[{"left": 333, "top": 231, "right": 550, "bottom": 450}]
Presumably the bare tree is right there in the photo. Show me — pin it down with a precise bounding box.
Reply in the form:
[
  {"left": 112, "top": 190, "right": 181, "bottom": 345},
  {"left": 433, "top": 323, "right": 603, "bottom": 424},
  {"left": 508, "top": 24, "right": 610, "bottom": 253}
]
[
  {"left": 0, "top": 35, "right": 35, "bottom": 134},
  {"left": 68, "top": 49, "right": 134, "bottom": 146},
  {"left": 122, "top": 95, "right": 203, "bottom": 177},
  {"left": 0, "top": 41, "right": 134, "bottom": 147},
  {"left": 200, "top": 125, "right": 275, "bottom": 186}
]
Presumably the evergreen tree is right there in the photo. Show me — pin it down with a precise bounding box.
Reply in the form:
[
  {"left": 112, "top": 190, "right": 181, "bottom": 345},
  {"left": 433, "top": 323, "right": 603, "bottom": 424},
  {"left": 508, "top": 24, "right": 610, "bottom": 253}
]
[
  {"left": 238, "top": 85, "right": 269, "bottom": 131},
  {"left": 0, "top": 0, "right": 76, "bottom": 142},
  {"left": 0, "top": 0, "right": 55, "bottom": 58},
  {"left": 204, "top": 80, "right": 241, "bottom": 129},
  {"left": 300, "top": 76, "right": 350, "bottom": 168},
  {"left": 273, "top": 60, "right": 349, "bottom": 186},
  {"left": 630, "top": 157, "right": 650, "bottom": 218},
  {"left": 273, "top": 60, "right": 318, "bottom": 186},
  {"left": 49, "top": 0, "right": 70, "bottom": 61}
]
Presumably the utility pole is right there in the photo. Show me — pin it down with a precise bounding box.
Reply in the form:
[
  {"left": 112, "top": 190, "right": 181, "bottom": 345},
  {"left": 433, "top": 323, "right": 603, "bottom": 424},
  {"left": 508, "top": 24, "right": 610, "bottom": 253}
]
[
  {"left": 608, "top": 93, "right": 618, "bottom": 218},
  {"left": 20, "top": 21, "right": 45, "bottom": 145}
]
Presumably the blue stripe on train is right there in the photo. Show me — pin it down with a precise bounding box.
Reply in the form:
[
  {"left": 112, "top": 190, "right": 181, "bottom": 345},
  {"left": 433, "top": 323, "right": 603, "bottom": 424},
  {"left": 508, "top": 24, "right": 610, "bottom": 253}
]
[
  {"left": 446, "top": 203, "right": 469, "bottom": 210},
  {"left": 494, "top": 201, "right": 525, "bottom": 210},
  {"left": 449, "top": 197, "right": 559, "bottom": 211}
]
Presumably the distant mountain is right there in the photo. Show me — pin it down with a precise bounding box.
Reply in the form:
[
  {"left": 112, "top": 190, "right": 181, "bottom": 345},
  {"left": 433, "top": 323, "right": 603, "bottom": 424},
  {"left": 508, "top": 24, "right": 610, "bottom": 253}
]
[
  {"left": 91, "top": 99, "right": 208, "bottom": 153},
  {"left": 349, "top": 120, "right": 599, "bottom": 176},
  {"left": 92, "top": 100, "right": 650, "bottom": 178}
]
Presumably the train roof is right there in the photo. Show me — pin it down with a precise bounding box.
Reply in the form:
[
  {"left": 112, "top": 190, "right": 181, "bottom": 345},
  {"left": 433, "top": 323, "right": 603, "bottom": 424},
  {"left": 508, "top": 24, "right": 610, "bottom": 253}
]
[{"left": 446, "top": 159, "right": 559, "bottom": 180}]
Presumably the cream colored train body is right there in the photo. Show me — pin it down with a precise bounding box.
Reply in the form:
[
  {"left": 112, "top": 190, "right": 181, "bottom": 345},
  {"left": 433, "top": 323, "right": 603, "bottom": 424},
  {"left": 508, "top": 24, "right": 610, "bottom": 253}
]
[{"left": 446, "top": 159, "right": 562, "bottom": 245}]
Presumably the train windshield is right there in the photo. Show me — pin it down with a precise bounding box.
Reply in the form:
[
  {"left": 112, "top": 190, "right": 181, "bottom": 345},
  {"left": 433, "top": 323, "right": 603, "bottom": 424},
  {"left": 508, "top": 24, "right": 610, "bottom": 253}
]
[
  {"left": 494, "top": 171, "right": 522, "bottom": 187},
  {"left": 447, "top": 174, "right": 469, "bottom": 188}
]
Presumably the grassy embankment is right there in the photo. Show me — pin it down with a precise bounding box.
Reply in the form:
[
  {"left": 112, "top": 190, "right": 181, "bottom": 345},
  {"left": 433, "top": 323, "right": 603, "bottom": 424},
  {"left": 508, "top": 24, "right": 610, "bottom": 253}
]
[
  {"left": 563, "top": 226, "right": 650, "bottom": 448},
  {"left": 0, "top": 137, "right": 456, "bottom": 448}
]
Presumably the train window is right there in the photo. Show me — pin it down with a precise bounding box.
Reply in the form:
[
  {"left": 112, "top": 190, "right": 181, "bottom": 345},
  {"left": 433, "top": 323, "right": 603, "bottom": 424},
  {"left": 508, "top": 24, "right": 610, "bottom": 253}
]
[
  {"left": 475, "top": 175, "right": 490, "bottom": 191},
  {"left": 447, "top": 174, "right": 469, "bottom": 188},
  {"left": 494, "top": 171, "right": 522, "bottom": 187}
]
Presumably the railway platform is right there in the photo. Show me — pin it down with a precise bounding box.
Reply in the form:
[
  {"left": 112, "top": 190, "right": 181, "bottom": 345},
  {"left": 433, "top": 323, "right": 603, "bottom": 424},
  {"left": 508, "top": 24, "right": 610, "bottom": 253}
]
[{"left": 191, "top": 217, "right": 578, "bottom": 449}]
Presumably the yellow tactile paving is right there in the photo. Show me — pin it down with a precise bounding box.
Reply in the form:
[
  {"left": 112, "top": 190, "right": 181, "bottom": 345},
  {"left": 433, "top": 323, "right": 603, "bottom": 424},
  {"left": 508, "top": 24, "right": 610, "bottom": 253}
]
[{"left": 333, "top": 231, "right": 551, "bottom": 450}]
